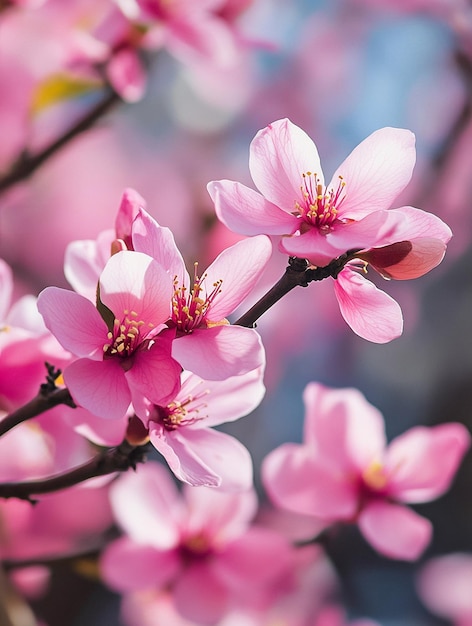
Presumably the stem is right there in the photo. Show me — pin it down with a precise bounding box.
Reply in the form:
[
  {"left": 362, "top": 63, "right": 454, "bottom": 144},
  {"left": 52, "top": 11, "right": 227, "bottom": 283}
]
[
  {"left": 0, "top": 440, "right": 147, "bottom": 501},
  {"left": 0, "top": 90, "right": 120, "bottom": 195},
  {"left": 0, "top": 388, "right": 75, "bottom": 438},
  {"left": 235, "top": 251, "right": 360, "bottom": 328}
]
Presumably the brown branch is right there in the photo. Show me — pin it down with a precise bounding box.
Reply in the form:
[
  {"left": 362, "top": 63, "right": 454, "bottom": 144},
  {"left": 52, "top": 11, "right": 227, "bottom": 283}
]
[
  {"left": 235, "top": 251, "right": 360, "bottom": 328},
  {"left": 0, "top": 388, "right": 75, "bottom": 438},
  {"left": 0, "top": 90, "right": 120, "bottom": 195},
  {"left": 0, "top": 440, "right": 147, "bottom": 501}
]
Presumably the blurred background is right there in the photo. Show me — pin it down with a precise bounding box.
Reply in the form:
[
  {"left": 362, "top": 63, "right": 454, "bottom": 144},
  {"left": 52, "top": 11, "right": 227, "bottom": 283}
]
[{"left": 1, "top": 0, "right": 472, "bottom": 624}]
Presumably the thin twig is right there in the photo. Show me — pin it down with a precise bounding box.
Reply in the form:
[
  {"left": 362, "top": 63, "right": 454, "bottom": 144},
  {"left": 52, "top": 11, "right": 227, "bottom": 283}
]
[
  {"left": 0, "top": 440, "right": 147, "bottom": 501},
  {"left": 0, "top": 90, "right": 120, "bottom": 195}
]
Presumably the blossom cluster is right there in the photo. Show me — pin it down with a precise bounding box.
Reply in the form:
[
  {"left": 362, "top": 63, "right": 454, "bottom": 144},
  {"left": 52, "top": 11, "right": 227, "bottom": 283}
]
[{"left": 0, "top": 118, "right": 469, "bottom": 625}]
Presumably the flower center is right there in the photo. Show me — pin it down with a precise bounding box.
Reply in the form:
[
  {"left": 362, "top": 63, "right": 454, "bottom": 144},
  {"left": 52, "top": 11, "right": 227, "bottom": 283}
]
[
  {"left": 362, "top": 459, "right": 388, "bottom": 492},
  {"left": 180, "top": 532, "right": 213, "bottom": 562},
  {"left": 102, "top": 310, "right": 152, "bottom": 363},
  {"left": 172, "top": 263, "right": 223, "bottom": 333},
  {"left": 153, "top": 386, "right": 210, "bottom": 431},
  {"left": 294, "top": 172, "right": 346, "bottom": 234}
]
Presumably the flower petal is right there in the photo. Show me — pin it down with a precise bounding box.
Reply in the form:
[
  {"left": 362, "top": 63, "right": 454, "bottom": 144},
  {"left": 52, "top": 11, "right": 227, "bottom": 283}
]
[
  {"left": 331, "top": 127, "right": 416, "bottom": 218},
  {"left": 99, "top": 251, "right": 172, "bottom": 325},
  {"left": 358, "top": 501, "right": 432, "bottom": 560},
  {"left": 37, "top": 287, "right": 106, "bottom": 357},
  {"left": 126, "top": 333, "right": 182, "bottom": 406},
  {"left": 109, "top": 462, "right": 182, "bottom": 548},
  {"left": 333, "top": 266, "right": 403, "bottom": 343},
  {"left": 385, "top": 423, "right": 470, "bottom": 503},
  {"left": 100, "top": 537, "right": 179, "bottom": 592},
  {"left": 208, "top": 180, "right": 297, "bottom": 236},
  {"left": 64, "top": 358, "right": 131, "bottom": 419},
  {"left": 153, "top": 427, "right": 253, "bottom": 491},
  {"left": 173, "top": 563, "right": 229, "bottom": 625},
  {"left": 302, "top": 382, "right": 386, "bottom": 472},
  {"left": 204, "top": 235, "right": 272, "bottom": 321},
  {"left": 172, "top": 325, "right": 265, "bottom": 380},
  {"left": 262, "top": 443, "right": 358, "bottom": 520},
  {"left": 249, "top": 118, "right": 324, "bottom": 210},
  {"left": 132, "top": 209, "right": 186, "bottom": 280},
  {"left": 182, "top": 367, "right": 265, "bottom": 428}
]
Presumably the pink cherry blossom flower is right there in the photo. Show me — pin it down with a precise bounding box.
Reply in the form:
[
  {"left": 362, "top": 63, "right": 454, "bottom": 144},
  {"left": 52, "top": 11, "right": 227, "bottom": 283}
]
[
  {"left": 132, "top": 367, "right": 265, "bottom": 490},
  {"left": 37, "top": 250, "right": 181, "bottom": 420},
  {"left": 100, "top": 462, "right": 294, "bottom": 625},
  {"left": 262, "top": 382, "right": 470, "bottom": 561},
  {"left": 208, "top": 118, "right": 452, "bottom": 342},
  {"left": 0, "top": 259, "right": 71, "bottom": 410},
  {"left": 416, "top": 552, "right": 472, "bottom": 625},
  {"left": 132, "top": 209, "right": 270, "bottom": 380},
  {"left": 116, "top": 0, "right": 243, "bottom": 70}
]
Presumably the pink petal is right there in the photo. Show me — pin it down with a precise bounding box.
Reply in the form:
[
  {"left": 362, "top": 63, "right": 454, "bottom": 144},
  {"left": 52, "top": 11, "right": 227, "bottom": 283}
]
[
  {"left": 172, "top": 325, "right": 265, "bottom": 380},
  {"left": 173, "top": 563, "right": 229, "bottom": 625},
  {"left": 385, "top": 423, "right": 470, "bottom": 503},
  {"left": 100, "top": 537, "right": 179, "bottom": 592},
  {"left": 363, "top": 238, "right": 447, "bottom": 280},
  {"left": 109, "top": 462, "right": 183, "bottom": 548},
  {"left": 204, "top": 235, "right": 272, "bottom": 321},
  {"left": 382, "top": 206, "right": 452, "bottom": 244},
  {"left": 208, "top": 180, "right": 297, "bottom": 236},
  {"left": 417, "top": 553, "right": 472, "bottom": 621},
  {"left": 334, "top": 266, "right": 403, "bottom": 343},
  {"left": 302, "top": 383, "right": 386, "bottom": 472},
  {"left": 262, "top": 443, "right": 358, "bottom": 520},
  {"left": 99, "top": 251, "right": 172, "bottom": 326},
  {"left": 183, "top": 367, "right": 265, "bottom": 428},
  {"left": 249, "top": 118, "right": 324, "bottom": 210},
  {"left": 182, "top": 485, "right": 257, "bottom": 542},
  {"left": 358, "top": 501, "right": 432, "bottom": 560},
  {"left": 64, "top": 358, "right": 131, "bottom": 419},
  {"left": 37, "top": 287, "right": 106, "bottom": 357},
  {"left": 149, "top": 427, "right": 221, "bottom": 488},
  {"left": 132, "top": 209, "right": 187, "bottom": 280},
  {"left": 154, "top": 428, "right": 253, "bottom": 491},
  {"left": 126, "top": 335, "right": 182, "bottom": 406},
  {"left": 330, "top": 127, "right": 416, "bottom": 219},
  {"left": 213, "top": 526, "right": 293, "bottom": 588},
  {"left": 71, "top": 408, "right": 128, "bottom": 447},
  {"left": 64, "top": 234, "right": 114, "bottom": 302},
  {"left": 106, "top": 47, "right": 146, "bottom": 103},
  {"left": 115, "top": 188, "right": 147, "bottom": 243}
]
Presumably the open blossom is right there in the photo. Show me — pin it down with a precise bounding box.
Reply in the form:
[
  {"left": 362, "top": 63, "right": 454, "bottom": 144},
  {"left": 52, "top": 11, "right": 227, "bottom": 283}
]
[
  {"left": 37, "top": 250, "right": 181, "bottom": 420},
  {"left": 132, "top": 209, "right": 270, "bottom": 380},
  {"left": 101, "top": 462, "right": 294, "bottom": 625},
  {"left": 208, "top": 118, "right": 452, "bottom": 343},
  {"left": 132, "top": 367, "right": 265, "bottom": 490},
  {"left": 416, "top": 552, "right": 472, "bottom": 625},
  {"left": 262, "top": 383, "right": 470, "bottom": 561}
]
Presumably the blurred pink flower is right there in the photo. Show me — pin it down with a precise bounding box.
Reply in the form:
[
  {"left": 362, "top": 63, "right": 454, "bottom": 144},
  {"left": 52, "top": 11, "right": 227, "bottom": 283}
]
[
  {"left": 101, "top": 462, "right": 294, "bottom": 625},
  {"left": 0, "top": 258, "right": 71, "bottom": 410},
  {"left": 132, "top": 209, "right": 270, "bottom": 380},
  {"left": 37, "top": 250, "right": 181, "bottom": 419},
  {"left": 208, "top": 118, "right": 452, "bottom": 343},
  {"left": 262, "top": 382, "right": 470, "bottom": 561},
  {"left": 417, "top": 552, "right": 472, "bottom": 625}
]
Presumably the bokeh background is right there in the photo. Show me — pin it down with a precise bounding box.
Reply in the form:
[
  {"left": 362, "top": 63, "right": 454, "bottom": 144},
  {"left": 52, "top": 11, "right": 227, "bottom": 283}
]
[{"left": 1, "top": 0, "right": 472, "bottom": 624}]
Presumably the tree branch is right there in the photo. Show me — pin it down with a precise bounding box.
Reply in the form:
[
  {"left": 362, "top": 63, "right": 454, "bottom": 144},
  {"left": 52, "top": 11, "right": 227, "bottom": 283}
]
[
  {"left": 235, "top": 251, "right": 360, "bottom": 328},
  {"left": 0, "top": 90, "right": 120, "bottom": 195},
  {"left": 0, "top": 440, "right": 147, "bottom": 501}
]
